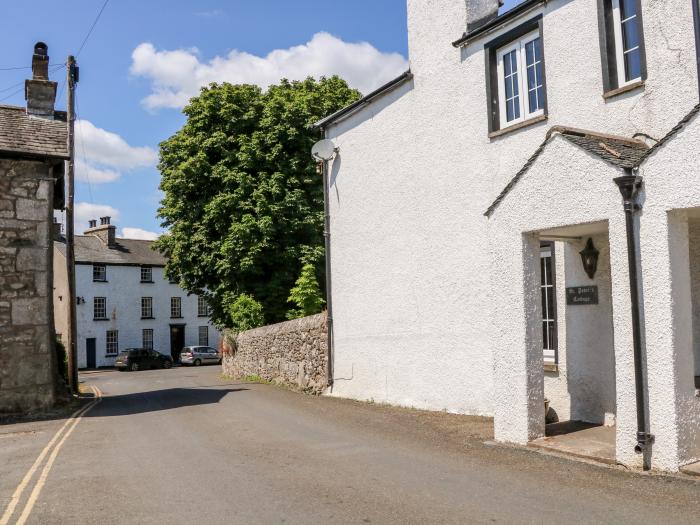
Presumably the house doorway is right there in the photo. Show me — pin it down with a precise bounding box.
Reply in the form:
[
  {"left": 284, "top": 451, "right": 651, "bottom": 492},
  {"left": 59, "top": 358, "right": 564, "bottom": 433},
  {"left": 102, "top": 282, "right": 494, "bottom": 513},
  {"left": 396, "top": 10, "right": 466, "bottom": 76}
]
[
  {"left": 86, "top": 338, "right": 96, "bottom": 369},
  {"left": 170, "top": 325, "right": 186, "bottom": 363}
]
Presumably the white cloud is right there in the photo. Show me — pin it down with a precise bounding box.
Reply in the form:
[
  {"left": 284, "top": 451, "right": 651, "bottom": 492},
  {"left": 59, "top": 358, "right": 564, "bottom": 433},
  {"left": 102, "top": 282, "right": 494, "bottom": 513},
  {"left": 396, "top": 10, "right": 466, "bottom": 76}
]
[
  {"left": 130, "top": 32, "right": 409, "bottom": 110},
  {"left": 74, "top": 202, "right": 120, "bottom": 233},
  {"left": 74, "top": 119, "right": 158, "bottom": 185},
  {"left": 121, "top": 227, "right": 160, "bottom": 240}
]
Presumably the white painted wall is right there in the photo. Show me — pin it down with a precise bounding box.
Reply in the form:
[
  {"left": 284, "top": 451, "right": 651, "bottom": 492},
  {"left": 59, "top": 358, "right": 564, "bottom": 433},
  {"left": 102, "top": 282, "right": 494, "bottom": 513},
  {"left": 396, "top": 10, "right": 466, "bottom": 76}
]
[
  {"left": 325, "top": 0, "right": 698, "bottom": 419},
  {"left": 74, "top": 264, "right": 220, "bottom": 368}
]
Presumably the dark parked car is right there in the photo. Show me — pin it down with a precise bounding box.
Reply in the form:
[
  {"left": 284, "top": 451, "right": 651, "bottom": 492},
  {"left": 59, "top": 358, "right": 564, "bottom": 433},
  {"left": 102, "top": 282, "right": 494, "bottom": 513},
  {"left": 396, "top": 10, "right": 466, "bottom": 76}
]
[{"left": 115, "top": 348, "right": 173, "bottom": 371}]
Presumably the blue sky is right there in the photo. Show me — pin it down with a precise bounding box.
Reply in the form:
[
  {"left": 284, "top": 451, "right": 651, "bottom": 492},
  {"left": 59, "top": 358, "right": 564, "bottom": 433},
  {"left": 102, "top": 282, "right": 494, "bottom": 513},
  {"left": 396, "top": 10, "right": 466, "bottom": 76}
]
[{"left": 0, "top": 0, "right": 519, "bottom": 238}]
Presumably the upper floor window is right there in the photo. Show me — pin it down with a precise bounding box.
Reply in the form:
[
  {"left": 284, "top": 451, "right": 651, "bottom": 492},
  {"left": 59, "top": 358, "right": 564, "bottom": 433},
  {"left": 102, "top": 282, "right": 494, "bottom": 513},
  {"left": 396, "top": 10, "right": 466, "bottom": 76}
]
[
  {"left": 141, "top": 297, "right": 153, "bottom": 319},
  {"left": 484, "top": 16, "right": 547, "bottom": 134},
  {"left": 497, "top": 32, "right": 545, "bottom": 128},
  {"left": 140, "top": 266, "right": 153, "bottom": 283},
  {"left": 598, "top": 0, "right": 646, "bottom": 93},
  {"left": 93, "top": 264, "right": 106, "bottom": 282},
  {"left": 106, "top": 330, "right": 118, "bottom": 355},
  {"left": 170, "top": 297, "right": 182, "bottom": 318},
  {"left": 198, "top": 296, "right": 210, "bottom": 317},
  {"left": 94, "top": 297, "right": 107, "bottom": 320}
]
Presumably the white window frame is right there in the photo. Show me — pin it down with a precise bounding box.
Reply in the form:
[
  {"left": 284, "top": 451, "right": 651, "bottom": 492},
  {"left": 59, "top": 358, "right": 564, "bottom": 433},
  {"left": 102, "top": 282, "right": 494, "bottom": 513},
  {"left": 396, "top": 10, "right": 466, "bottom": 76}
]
[
  {"left": 94, "top": 297, "right": 107, "bottom": 320},
  {"left": 198, "top": 326, "right": 209, "bottom": 346},
  {"left": 93, "top": 264, "right": 106, "bottom": 282},
  {"left": 140, "top": 266, "right": 153, "bottom": 283},
  {"left": 197, "top": 296, "right": 209, "bottom": 317},
  {"left": 106, "top": 330, "right": 118, "bottom": 355},
  {"left": 141, "top": 297, "right": 153, "bottom": 319},
  {"left": 541, "top": 244, "right": 557, "bottom": 364},
  {"left": 497, "top": 31, "right": 545, "bottom": 129},
  {"left": 170, "top": 297, "right": 182, "bottom": 318},
  {"left": 611, "top": 0, "right": 641, "bottom": 87},
  {"left": 142, "top": 329, "right": 153, "bottom": 350}
]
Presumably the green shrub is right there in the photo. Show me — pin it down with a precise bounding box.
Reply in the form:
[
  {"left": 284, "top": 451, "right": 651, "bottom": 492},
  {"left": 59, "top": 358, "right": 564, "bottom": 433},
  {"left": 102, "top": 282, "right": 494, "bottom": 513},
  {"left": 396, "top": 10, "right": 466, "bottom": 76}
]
[
  {"left": 286, "top": 263, "right": 325, "bottom": 320},
  {"left": 227, "top": 293, "right": 265, "bottom": 333}
]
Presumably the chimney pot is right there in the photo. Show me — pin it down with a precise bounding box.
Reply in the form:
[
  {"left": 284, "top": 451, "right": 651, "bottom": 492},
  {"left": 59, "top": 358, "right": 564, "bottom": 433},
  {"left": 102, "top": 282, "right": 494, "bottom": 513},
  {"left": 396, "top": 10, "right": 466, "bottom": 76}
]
[{"left": 25, "top": 41, "right": 57, "bottom": 119}]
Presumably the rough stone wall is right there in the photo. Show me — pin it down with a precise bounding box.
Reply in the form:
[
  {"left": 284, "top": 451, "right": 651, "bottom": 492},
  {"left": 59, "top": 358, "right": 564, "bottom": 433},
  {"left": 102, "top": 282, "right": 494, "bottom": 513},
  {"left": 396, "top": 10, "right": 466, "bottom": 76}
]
[
  {"left": 0, "top": 158, "right": 58, "bottom": 412},
  {"left": 222, "top": 313, "right": 327, "bottom": 394}
]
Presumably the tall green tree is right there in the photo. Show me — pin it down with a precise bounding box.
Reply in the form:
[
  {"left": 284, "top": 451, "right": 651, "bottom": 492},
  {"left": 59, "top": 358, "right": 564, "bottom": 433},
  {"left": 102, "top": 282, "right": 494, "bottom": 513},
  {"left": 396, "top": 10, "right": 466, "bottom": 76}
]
[{"left": 154, "top": 77, "right": 360, "bottom": 327}]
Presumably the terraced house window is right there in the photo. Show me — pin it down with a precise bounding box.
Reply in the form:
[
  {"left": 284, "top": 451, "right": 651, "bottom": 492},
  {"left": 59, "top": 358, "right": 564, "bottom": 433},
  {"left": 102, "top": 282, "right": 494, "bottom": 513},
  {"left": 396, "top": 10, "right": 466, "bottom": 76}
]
[
  {"left": 140, "top": 266, "right": 153, "bottom": 283},
  {"left": 497, "top": 31, "right": 545, "bottom": 128},
  {"left": 142, "top": 329, "right": 153, "bottom": 350},
  {"left": 198, "top": 326, "right": 208, "bottom": 346},
  {"left": 598, "top": 0, "right": 646, "bottom": 92},
  {"left": 94, "top": 297, "right": 107, "bottom": 320},
  {"left": 170, "top": 297, "right": 182, "bottom": 318},
  {"left": 198, "top": 296, "right": 209, "bottom": 317},
  {"left": 541, "top": 243, "right": 558, "bottom": 365},
  {"left": 141, "top": 297, "right": 153, "bottom": 319},
  {"left": 106, "top": 330, "right": 118, "bottom": 355},
  {"left": 93, "top": 264, "right": 106, "bottom": 282}
]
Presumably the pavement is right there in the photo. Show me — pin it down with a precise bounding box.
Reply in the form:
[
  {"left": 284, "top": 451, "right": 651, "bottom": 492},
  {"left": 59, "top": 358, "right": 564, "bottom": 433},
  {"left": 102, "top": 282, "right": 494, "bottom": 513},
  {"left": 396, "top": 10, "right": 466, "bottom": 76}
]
[{"left": 1, "top": 367, "right": 700, "bottom": 524}]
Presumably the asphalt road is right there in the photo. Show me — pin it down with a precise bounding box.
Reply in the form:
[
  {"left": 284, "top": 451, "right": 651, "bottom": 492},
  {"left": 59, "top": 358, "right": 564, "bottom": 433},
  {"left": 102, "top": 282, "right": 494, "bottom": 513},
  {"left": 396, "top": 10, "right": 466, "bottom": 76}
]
[{"left": 2, "top": 367, "right": 700, "bottom": 524}]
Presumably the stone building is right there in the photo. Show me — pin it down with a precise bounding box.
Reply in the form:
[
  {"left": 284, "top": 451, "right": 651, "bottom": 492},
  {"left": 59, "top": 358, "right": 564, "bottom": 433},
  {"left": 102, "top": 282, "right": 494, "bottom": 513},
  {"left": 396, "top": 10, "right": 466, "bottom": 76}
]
[
  {"left": 54, "top": 217, "right": 221, "bottom": 368},
  {"left": 0, "top": 43, "right": 67, "bottom": 412},
  {"left": 316, "top": 0, "right": 700, "bottom": 471}
]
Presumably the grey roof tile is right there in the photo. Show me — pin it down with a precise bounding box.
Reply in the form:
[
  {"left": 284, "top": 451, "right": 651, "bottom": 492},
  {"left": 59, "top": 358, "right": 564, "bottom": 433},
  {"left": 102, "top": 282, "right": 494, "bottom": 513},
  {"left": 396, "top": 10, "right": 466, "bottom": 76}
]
[
  {"left": 0, "top": 104, "right": 68, "bottom": 160},
  {"left": 55, "top": 236, "right": 166, "bottom": 266}
]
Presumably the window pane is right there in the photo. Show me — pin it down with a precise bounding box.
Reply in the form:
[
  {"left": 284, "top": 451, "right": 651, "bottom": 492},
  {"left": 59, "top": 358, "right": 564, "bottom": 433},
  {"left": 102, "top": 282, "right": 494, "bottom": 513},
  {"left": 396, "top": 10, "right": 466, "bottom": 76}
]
[
  {"left": 525, "top": 40, "right": 534, "bottom": 66},
  {"left": 625, "top": 47, "right": 641, "bottom": 81},
  {"left": 620, "top": 0, "right": 637, "bottom": 19},
  {"left": 622, "top": 18, "right": 639, "bottom": 51},
  {"left": 504, "top": 53, "right": 512, "bottom": 76}
]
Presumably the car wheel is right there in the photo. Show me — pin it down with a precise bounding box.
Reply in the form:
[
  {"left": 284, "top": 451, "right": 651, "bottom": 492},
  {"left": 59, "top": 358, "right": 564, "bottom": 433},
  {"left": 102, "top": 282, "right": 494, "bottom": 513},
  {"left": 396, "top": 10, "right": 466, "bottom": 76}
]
[
  {"left": 130, "top": 362, "right": 139, "bottom": 372},
  {"left": 194, "top": 359, "right": 201, "bottom": 366},
  {"left": 163, "top": 360, "right": 172, "bottom": 369}
]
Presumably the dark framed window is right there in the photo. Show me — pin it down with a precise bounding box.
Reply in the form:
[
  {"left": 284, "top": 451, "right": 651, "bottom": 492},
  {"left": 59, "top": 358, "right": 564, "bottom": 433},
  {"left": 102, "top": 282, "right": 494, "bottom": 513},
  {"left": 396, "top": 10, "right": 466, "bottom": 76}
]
[
  {"left": 93, "top": 264, "right": 106, "bottom": 282},
  {"left": 141, "top": 297, "right": 153, "bottom": 319},
  {"left": 540, "top": 242, "right": 558, "bottom": 364},
  {"left": 106, "top": 330, "right": 118, "bottom": 355},
  {"left": 198, "top": 326, "right": 209, "bottom": 346},
  {"left": 140, "top": 266, "right": 153, "bottom": 283},
  {"left": 142, "top": 329, "right": 153, "bottom": 350},
  {"left": 197, "top": 296, "right": 209, "bottom": 317},
  {"left": 94, "top": 297, "right": 107, "bottom": 320},
  {"left": 485, "top": 15, "right": 547, "bottom": 134},
  {"left": 170, "top": 297, "right": 182, "bottom": 318},
  {"left": 597, "top": 0, "right": 647, "bottom": 93}
]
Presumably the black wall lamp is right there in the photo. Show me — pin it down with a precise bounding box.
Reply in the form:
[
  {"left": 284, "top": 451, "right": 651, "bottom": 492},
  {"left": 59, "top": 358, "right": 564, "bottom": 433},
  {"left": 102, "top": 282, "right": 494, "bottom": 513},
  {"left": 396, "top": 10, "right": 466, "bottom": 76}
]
[{"left": 580, "top": 238, "right": 599, "bottom": 279}]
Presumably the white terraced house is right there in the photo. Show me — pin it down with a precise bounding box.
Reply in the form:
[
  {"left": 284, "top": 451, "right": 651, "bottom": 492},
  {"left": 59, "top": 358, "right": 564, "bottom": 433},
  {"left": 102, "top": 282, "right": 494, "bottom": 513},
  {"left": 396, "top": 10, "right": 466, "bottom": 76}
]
[
  {"left": 53, "top": 217, "right": 221, "bottom": 368},
  {"left": 315, "top": 0, "right": 700, "bottom": 472}
]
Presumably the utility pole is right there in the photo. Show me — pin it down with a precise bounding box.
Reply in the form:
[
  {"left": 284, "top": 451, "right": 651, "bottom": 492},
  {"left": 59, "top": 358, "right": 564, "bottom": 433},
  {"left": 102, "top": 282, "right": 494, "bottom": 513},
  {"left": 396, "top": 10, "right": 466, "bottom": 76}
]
[{"left": 65, "top": 56, "right": 79, "bottom": 394}]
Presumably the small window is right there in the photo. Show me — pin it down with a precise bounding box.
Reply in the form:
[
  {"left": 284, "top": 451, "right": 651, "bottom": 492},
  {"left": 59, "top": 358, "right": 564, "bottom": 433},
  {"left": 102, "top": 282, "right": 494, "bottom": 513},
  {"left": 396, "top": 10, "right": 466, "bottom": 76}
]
[
  {"left": 198, "top": 326, "right": 209, "bottom": 346},
  {"left": 141, "top": 297, "right": 153, "bottom": 319},
  {"left": 106, "top": 330, "right": 118, "bottom": 355},
  {"left": 484, "top": 16, "right": 546, "bottom": 134},
  {"left": 94, "top": 297, "right": 107, "bottom": 320},
  {"left": 142, "top": 329, "right": 153, "bottom": 350},
  {"left": 198, "top": 296, "right": 209, "bottom": 317},
  {"left": 598, "top": 0, "right": 646, "bottom": 92},
  {"left": 170, "top": 297, "right": 182, "bottom": 318},
  {"left": 497, "top": 32, "right": 545, "bottom": 129},
  {"left": 140, "top": 266, "right": 153, "bottom": 283},
  {"left": 541, "top": 243, "right": 558, "bottom": 364},
  {"left": 93, "top": 264, "right": 106, "bottom": 282}
]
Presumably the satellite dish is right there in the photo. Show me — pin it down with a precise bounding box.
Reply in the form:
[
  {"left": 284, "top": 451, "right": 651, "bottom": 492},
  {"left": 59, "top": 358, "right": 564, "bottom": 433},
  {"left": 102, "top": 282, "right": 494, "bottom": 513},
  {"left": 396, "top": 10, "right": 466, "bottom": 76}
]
[{"left": 311, "top": 139, "right": 337, "bottom": 161}]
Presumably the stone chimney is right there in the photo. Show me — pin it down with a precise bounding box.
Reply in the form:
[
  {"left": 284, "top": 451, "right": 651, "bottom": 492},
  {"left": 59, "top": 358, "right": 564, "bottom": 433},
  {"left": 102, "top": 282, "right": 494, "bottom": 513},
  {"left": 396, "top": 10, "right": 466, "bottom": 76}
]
[
  {"left": 466, "top": 0, "right": 503, "bottom": 32},
  {"left": 84, "top": 216, "right": 116, "bottom": 247},
  {"left": 25, "top": 42, "right": 58, "bottom": 119}
]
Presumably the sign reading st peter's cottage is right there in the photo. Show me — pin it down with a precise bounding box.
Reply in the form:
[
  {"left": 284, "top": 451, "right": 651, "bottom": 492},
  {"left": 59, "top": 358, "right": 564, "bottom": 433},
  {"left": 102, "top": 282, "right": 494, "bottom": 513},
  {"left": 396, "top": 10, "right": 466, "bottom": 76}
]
[{"left": 566, "top": 286, "right": 599, "bottom": 305}]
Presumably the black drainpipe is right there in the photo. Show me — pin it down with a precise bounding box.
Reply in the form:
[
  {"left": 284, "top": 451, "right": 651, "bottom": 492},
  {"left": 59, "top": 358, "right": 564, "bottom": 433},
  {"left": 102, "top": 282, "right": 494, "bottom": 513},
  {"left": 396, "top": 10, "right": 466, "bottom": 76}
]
[
  {"left": 319, "top": 130, "right": 334, "bottom": 390},
  {"left": 614, "top": 170, "right": 654, "bottom": 469}
]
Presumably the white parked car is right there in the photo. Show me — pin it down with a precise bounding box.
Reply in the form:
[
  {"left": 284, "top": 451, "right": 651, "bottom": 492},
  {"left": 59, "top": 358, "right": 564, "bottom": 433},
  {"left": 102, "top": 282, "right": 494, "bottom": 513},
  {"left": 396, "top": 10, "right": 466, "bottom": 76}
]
[{"left": 180, "top": 346, "right": 222, "bottom": 366}]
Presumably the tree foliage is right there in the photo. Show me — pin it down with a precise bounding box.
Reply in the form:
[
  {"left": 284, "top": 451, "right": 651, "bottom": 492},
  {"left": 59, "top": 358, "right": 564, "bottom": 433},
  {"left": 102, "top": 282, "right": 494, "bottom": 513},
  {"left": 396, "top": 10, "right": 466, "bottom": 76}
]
[
  {"left": 154, "top": 77, "right": 360, "bottom": 327},
  {"left": 286, "top": 263, "right": 325, "bottom": 320},
  {"left": 227, "top": 294, "right": 265, "bottom": 333}
]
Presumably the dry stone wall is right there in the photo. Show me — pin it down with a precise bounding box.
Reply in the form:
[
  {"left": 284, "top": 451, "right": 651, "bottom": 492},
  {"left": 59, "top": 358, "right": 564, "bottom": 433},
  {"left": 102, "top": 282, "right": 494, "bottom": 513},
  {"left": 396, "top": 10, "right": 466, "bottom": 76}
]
[
  {"left": 0, "top": 158, "right": 58, "bottom": 412},
  {"left": 222, "top": 313, "right": 327, "bottom": 394}
]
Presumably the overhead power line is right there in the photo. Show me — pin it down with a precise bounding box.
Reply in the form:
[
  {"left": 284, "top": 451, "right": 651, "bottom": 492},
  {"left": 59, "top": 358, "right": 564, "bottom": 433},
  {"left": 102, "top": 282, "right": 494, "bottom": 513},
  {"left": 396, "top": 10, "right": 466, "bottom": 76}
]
[{"left": 76, "top": 0, "right": 110, "bottom": 57}]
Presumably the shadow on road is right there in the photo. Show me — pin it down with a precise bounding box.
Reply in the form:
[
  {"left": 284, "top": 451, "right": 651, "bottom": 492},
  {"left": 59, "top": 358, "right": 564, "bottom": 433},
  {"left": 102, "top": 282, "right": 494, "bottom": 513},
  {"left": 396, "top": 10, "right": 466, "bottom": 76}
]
[{"left": 87, "top": 388, "right": 248, "bottom": 417}]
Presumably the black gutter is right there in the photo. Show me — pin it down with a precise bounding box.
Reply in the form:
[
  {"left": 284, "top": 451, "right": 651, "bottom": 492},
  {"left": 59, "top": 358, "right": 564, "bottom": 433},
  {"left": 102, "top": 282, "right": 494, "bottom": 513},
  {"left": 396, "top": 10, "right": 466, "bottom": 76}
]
[
  {"left": 321, "top": 156, "right": 334, "bottom": 388},
  {"left": 452, "top": 0, "right": 545, "bottom": 48},
  {"left": 313, "top": 70, "right": 413, "bottom": 130},
  {"left": 614, "top": 172, "right": 654, "bottom": 470}
]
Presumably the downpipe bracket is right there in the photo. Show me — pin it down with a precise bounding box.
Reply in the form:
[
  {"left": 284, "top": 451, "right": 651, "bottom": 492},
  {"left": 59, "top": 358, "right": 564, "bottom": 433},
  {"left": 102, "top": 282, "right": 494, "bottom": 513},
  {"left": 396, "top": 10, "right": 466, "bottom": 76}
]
[{"left": 635, "top": 432, "right": 655, "bottom": 454}]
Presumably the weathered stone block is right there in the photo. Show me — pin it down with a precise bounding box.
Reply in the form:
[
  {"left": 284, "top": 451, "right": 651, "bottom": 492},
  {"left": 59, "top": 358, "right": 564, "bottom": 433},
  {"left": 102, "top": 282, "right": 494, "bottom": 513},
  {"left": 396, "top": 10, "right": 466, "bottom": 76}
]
[
  {"left": 16, "top": 247, "right": 46, "bottom": 271},
  {"left": 11, "top": 297, "right": 48, "bottom": 325},
  {"left": 16, "top": 198, "right": 45, "bottom": 221}
]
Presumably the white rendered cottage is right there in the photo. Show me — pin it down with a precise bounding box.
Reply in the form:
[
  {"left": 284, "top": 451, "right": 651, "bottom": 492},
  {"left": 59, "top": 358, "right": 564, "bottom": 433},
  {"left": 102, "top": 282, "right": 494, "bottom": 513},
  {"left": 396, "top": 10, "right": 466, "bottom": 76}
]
[
  {"left": 315, "top": 0, "right": 700, "bottom": 471},
  {"left": 54, "top": 217, "right": 221, "bottom": 368}
]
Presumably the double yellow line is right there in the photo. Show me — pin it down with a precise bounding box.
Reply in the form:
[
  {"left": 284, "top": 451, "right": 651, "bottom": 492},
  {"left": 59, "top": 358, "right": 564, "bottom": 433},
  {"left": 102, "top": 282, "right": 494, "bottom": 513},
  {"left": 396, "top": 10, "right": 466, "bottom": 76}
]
[{"left": 0, "top": 385, "right": 102, "bottom": 525}]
